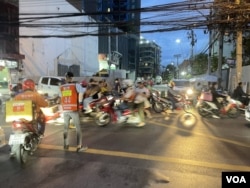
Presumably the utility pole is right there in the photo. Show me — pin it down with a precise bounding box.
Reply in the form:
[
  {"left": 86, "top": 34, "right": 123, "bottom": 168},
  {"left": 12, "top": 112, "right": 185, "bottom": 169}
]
[
  {"left": 207, "top": 8, "right": 212, "bottom": 75},
  {"left": 187, "top": 29, "right": 197, "bottom": 75},
  {"left": 235, "top": 0, "right": 242, "bottom": 84},
  {"left": 217, "top": 30, "right": 223, "bottom": 79},
  {"left": 174, "top": 54, "right": 181, "bottom": 79}
]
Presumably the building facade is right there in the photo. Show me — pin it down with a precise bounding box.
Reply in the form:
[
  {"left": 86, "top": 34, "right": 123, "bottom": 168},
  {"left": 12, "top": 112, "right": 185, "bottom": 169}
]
[
  {"left": 0, "top": 0, "right": 24, "bottom": 83},
  {"left": 96, "top": 0, "right": 141, "bottom": 77},
  {"left": 19, "top": 0, "right": 99, "bottom": 80},
  {"left": 138, "top": 36, "right": 161, "bottom": 79}
]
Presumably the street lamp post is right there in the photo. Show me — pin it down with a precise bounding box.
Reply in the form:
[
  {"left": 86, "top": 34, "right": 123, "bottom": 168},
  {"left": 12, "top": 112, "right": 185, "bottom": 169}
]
[
  {"left": 106, "top": 8, "right": 112, "bottom": 77},
  {"left": 174, "top": 54, "right": 181, "bottom": 79}
]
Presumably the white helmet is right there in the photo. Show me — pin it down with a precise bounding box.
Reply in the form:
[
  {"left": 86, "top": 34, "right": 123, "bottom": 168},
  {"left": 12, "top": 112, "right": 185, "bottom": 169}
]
[{"left": 122, "top": 79, "right": 134, "bottom": 88}]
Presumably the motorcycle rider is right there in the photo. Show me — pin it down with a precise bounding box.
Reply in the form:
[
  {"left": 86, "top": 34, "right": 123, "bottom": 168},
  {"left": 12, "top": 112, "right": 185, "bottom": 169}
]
[
  {"left": 233, "top": 82, "right": 249, "bottom": 106},
  {"left": 116, "top": 79, "right": 136, "bottom": 122},
  {"left": 14, "top": 78, "right": 49, "bottom": 137},
  {"left": 167, "top": 81, "right": 179, "bottom": 112},
  {"left": 83, "top": 78, "right": 101, "bottom": 113},
  {"left": 210, "top": 82, "right": 230, "bottom": 118}
]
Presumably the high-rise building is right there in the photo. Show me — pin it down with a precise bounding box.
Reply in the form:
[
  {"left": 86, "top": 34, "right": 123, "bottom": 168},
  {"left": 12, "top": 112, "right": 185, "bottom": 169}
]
[
  {"left": 139, "top": 37, "right": 161, "bottom": 79},
  {"left": 75, "top": 0, "right": 141, "bottom": 76},
  {"left": 96, "top": 0, "right": 141, "bottom": 74}
]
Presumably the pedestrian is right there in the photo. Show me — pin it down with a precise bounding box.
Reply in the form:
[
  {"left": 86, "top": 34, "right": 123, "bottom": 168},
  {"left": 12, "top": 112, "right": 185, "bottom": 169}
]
[
  {"left": 60, "top": 72, "right": 88, "bottom": 152},
  {"left": 142, "top": 81, "right": 152, "bottom": 119},
  {"left": 114, "top": 78, "right": 121, "bottom": 96},
  {"left": 134, "top": 81, "right": 150, "bottom": 127}
]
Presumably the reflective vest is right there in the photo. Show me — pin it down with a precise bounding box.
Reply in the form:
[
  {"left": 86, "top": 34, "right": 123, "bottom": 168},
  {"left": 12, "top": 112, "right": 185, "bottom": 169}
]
[{"left": 60, "top": 83, "right": 78, "bottom": 111}]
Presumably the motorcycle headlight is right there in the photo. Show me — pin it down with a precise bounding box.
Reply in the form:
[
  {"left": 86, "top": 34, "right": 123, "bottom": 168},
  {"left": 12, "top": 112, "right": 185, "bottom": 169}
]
[
  {"left": 186, "top": 89, "right": 193, "bottom": 95},
  {"left": 37, "top": 90, "right": 43, "bottom": 94}
]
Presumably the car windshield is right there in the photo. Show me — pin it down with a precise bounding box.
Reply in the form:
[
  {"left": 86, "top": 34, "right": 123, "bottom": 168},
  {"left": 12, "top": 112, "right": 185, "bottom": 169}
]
[{"left": 174, "top": 81, "right": 190, "bottom": 87}]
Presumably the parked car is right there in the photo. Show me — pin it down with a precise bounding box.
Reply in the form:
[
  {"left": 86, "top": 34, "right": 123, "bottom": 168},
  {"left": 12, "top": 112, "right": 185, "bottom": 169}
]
[
  {"left": 172, "top": 79, "right": 192, "bottom": 93},
  {"left": 37, "top": 76, "right": 65, "bottom": 97}
]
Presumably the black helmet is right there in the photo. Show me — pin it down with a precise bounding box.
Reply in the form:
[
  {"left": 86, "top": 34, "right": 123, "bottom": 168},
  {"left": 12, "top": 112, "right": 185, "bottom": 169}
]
[{"left": 65, "top": 72, "right": 74, "bottom": 78}]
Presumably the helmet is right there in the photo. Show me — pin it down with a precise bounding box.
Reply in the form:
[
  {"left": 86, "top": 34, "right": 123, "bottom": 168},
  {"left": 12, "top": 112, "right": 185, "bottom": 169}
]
[
  {"left": 169, "top": 81, "right": 175, "bottom": 88},
  {"left": 22, "top": 79, "right": 35, "bottom": 91},
  {"left": 81, "top": 80, "right": 88, "bottom": 87},
  {"left": 65, "top": 72, "right": 74, "bottom": 78},
  {"left": 122, "top": 79, "right": 134, "bottom": 88}
]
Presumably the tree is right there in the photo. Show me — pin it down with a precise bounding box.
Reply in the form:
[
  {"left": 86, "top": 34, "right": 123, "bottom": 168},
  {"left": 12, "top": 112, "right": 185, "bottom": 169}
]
[
  {"left": 192, "top": 53, "right": 208, "bottom": 75},
  {"left": 162, "top": 64, "right": 176, "bottom": 81}
]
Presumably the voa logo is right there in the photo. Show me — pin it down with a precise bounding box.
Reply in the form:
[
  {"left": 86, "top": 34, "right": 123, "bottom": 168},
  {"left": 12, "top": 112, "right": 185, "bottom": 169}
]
[{"left": 226, "top": 176, "right": 246, "bottom": 184}]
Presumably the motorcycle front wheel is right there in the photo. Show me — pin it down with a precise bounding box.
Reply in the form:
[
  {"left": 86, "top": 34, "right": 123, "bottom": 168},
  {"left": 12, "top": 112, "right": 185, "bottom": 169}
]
[
  {"left": 197, "top": 102, "right": 210, "bottom": 117},
  {"left": 95, "top": 112, "right": 111, "bottom": 126},
  {"left": 15, "top": 144, "right": 28, "bottom": 164},
  {"left": 183, "top": 104, "right": 193, "bottom": 113},
  {"left": 152, "top": 102, "right": 164, "bottom": 113}
]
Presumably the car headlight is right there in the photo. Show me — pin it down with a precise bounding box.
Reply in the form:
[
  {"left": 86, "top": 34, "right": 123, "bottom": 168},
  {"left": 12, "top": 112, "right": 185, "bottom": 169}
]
[
  {"left": 186, "top": 88, "right": 193, "bottom": 95},
  {"left": 0, "top": 93, "right": 2, "bottom": 97}
]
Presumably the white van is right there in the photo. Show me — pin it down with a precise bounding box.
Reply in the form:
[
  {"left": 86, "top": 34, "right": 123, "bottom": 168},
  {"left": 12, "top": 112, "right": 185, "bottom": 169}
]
[{"left": 37, "top": 76, "right": 65, "bottom": 97}]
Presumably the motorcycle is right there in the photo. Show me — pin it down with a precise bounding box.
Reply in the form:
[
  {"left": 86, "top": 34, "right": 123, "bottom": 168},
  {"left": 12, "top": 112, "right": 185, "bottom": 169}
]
[
  {"left": 81, "top": 92, "right": 121, "bottom": 120},
  {"left": 196, "top": 92, "right": 240, "bottom": 118},
  {"left": 9, "top": 119, "right": 41, "bottom": 164},
  {"left": 6, "top": 100, "right": 41, "bottom": 164},
  {"left": 149, "top": 90, "right": 173, "bottom": 113},
  {"left": 150, "top": 89, "right": 194, "bottom": 113},
  {"left": 94, "top": 96, "right": 141, "bottom": 127}
]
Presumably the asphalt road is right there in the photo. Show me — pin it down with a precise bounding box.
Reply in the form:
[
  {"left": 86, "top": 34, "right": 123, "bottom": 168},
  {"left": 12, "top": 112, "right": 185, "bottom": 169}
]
[{"left": 0, "top": 109, "right": 250, "bottom": 188}]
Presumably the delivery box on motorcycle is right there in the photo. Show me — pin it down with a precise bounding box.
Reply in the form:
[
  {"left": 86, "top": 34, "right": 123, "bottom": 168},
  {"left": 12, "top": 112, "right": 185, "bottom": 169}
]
[
  {"left": 200, "top": 92, "right": 213, "bottom": 102},
  {"left": 5, "top": 100, "right": 35, "bottom": 122}
]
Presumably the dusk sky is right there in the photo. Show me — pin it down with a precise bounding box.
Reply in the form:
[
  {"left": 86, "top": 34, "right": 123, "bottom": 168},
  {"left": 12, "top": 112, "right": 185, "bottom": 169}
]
[{"left": 141, "top": 0, "right": 209, "bottom": 67}]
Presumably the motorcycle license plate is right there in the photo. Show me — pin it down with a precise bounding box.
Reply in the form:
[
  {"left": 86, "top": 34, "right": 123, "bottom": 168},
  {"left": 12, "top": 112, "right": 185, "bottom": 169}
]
[{"left": 8, "top": 134, "right": 26, "bottom": 145}]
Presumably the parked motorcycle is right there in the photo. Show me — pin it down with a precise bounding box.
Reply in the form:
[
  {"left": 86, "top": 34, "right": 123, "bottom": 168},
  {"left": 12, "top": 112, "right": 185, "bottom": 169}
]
[
  {"left": 94, "top": 96, "right": 141, "bottom": 127},
  {"left": 196, "top": 92, "right": 240, "bottom": 118}
]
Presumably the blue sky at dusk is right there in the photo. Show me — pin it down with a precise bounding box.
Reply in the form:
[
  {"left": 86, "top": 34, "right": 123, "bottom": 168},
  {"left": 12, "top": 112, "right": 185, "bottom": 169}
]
[{"left": 141, "top": 0, "right": 209, "bottom": 67}]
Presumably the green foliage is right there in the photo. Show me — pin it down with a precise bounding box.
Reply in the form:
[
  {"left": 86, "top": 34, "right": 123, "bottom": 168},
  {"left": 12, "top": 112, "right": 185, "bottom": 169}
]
[
  {"left": 162, "top": 64, "right": 176, "bottom": 81},
  {"left": 191, "top": 53, "right": 208, "bottom": 75}
]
